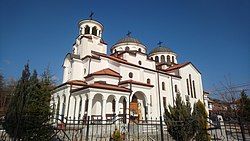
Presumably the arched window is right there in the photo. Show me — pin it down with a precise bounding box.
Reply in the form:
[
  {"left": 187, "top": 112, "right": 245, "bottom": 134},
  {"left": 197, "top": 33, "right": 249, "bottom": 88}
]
[
  {"left": 192, "top": 80, "right": 196, "bottom": 98},
  {"left": 147, "top": 78, "right": 151, "bottom": 84},
  {"left": 112, "top": 99, "right": 116, "bottom": 113},
  {"left": 167, "top": 55, "right": 170, "bottom": 62},
  {"left": 162, "top": 82, "right": 165, "bottom": 90},
  {"left": 84, "top": 25, "right": 90, "bottom": 34},
  {"left": 92, "top": 26, "right": 97, "bottom": 36},
  {"left": 189, "top": 74, "right": 193, "bottom": 98},
  {"left": 129, "top": 72, "right": 133, "bottom": 78},
  {"left": 138, "top": 48, "right": 142, "bottom": 52},
  {"left": 174, "top": 85, "right": 178, "bottom": 92},
  {"left": 172, "top": 56, "right": 175, "bottom": 63},
  {"left": 161, "top": 55, "right": 165, "bottom": 62},
  {"left": 125, "top": 46, "right": 130, "bottom": 51},
  {"left": 186, "top": 79, "right": 190, "bottom": 95},
  {"left": 155, "top": 56, "right": 159, "bottom": 63}
]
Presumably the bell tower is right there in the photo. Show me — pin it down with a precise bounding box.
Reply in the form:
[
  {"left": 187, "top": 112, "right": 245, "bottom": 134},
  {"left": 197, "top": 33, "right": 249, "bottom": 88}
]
[{"left": 72, "top": 13, "right": 107, "bottom": 58}]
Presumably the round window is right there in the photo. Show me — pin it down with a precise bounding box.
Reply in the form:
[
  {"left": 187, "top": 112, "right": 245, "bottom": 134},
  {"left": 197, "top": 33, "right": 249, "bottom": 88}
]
[
  {"left": 129, "top": 72, "right": 133, "bottom": 78},
  {"left": 138, "top": 61, "right": 142, "bottom": 65}
]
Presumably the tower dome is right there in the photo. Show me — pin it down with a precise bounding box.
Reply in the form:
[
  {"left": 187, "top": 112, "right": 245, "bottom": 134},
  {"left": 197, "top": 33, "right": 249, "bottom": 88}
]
[
  {"left": 78, "top": 19, "right": 104, "bottom": 38},
  {"left": 149, "top": 45, "right": 177, "bottom": 65},
  {"left": 111, "top": 34, "right": 147, "bottom": 54},
  {"left": 149, "top": 46, "right": 174, "bottom": 55}
]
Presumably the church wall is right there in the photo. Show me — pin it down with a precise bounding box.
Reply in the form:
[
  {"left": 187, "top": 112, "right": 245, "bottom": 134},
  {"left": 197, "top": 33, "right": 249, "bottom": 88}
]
[
  {"left": 179, "top": 65, "right": 204, "bottom": 107},
  {"left": 71, "top": 59, "right": 84, "bottom": 80},
  {"left": 123, "top": 53, "right": 155, "bottom": 70}
]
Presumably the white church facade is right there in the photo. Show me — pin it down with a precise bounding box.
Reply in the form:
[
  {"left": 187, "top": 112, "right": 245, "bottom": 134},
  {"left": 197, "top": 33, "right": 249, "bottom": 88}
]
[{"left": 51, "top": 17, "right": 206, "bottom": 122}]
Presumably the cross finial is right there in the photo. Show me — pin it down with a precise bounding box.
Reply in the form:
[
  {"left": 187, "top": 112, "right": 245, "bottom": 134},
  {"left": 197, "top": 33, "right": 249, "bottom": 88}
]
[
  {"left": 89, "top": 11, "right": 94, "bottom": 20},
  {"left": 157, "top": 41, "right": 163, "bottom": 46},
  {"left": 126, "top": 31, "right": 131, "bottom": 37}
]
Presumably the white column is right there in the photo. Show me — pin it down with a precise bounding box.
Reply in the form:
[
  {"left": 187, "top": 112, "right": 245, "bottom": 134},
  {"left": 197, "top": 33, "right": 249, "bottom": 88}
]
[
  {"left": 74, "top": 96, "right": 80, "bottom": 120},
  {"left": 102, "top": 98, "right": 107, "bottom": 120},
  {"left": 115, "top": 97, "right": 119, "bottom": 116},
  {"left": 87, "top": 95, "right": 93, "bottom": 118},
  {"left": 81, "top": 97, "right": 86, "bottom": 119}
]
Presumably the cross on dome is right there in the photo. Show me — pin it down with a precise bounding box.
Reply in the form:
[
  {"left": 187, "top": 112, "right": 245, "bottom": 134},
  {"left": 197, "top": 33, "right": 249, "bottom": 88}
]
[
  {"left": 157, "top": 41, "right": 163, "bottom": 46},
  {"left": 89, "top": 11, "right": 94, "bottom": 20},
  {"left": 126, "top": 31, "right": 131, "bottom": 37}
]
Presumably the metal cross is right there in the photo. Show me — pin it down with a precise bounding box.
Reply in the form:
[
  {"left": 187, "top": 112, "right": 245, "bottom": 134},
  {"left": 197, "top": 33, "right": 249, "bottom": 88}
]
[
  {"left": 157, "top": 41, "right": 163, "bottom": 46},
  {"left": 89, "top": 12, "right": 94, "bottom": 20},
  {"left": 127, "top": 31, "right": 131, "bottom": 37}
]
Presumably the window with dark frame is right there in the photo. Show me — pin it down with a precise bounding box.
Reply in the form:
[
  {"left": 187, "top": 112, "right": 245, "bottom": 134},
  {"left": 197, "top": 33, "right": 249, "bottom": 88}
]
[
  {"left": 155, "top": 56, "right": 159, "bottom": 62},
  {"left": 174, "top": 85, "right": 178, "bottom": 92},
  {"left": 163, "top": 97, "right": 167, "bottom": 108},
  {"left": 85, "top": 25, "right": 90, "bottom": 34},
  {"left": 129, "top": 72, "right": 133, "bottom": 78},
  {"left": 189, "top": 74, "right": 193, "bottom": 98},
  {"left": 162, "top": 82, "right": 165, "bottom": 90},
  {"left": 92, "top": 26, "right": 97, "bottom": 36},
  {"left": 193, "top": 80, "right": 196, "bottom": 98},
  {"left": 125, "top": 46, "right": 130, "bottom": 51},
  {"left": 186, "top": 79, "right": 190, "bottom": 95},
  {"left": 147, "top": 78, "right": 151, "bottom": 84}
]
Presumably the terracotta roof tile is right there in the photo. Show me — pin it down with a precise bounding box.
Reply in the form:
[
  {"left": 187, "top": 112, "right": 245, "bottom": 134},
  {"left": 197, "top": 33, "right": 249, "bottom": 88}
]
[
  {"left": 119, "top": 80, "right": 154, "bottom": 87},
  {"left": 72, "top": 81, "right": 130, "bottom": 93},
  {"left": 85, "top": 68, "right": 121, "bottom": 78},
  {"left": 165, "top": 62, "right": 190, "bottom": 72}
]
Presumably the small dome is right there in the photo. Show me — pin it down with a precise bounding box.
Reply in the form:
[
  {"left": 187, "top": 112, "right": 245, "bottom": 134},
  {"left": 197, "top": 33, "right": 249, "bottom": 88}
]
[
  {"left": 149, "top": 46, "right": 174, "bottom": 55},
  {"left": 115, "top": 36, "right": 141, "bottom": 45}
]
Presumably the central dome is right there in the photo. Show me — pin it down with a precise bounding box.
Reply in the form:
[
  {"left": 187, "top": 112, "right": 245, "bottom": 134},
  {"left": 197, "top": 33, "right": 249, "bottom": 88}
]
[
  {"left": 115, "top": 36, "right": 141, "bottom": 45},
  {"left": 149, "top": 46, "right": 173, "bottom": 55}
]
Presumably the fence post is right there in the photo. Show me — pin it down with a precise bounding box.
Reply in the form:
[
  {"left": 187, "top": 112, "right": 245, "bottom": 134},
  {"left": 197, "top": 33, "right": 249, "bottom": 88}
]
[
  {"left": 86, "top": 116, "right": 90, "bottom": 141},
  {"left": 238, "top": 117, "right": 246, "bottom": 141},
  {"left": 160, "top": 116, "right": 164, "bottom": 141}
]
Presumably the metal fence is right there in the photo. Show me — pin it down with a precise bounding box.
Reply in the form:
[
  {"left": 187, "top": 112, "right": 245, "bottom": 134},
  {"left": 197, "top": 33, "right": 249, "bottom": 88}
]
[{"left": 0, "top": 115, "right": 250, "bottom": 141}]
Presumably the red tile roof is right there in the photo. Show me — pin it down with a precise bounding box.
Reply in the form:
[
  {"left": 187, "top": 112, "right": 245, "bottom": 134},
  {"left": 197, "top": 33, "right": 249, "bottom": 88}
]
[
  {"left": 72, "top": 81, "right": 131, "bottom": 93},
  {"left": 165, "top": 62, "right": 190, "bottom": 72},
  {"left": 85, "top": 68, "right": 121, "bottom": 78},
  {"left": 55, "top": 80, "right": 86, "bottom": 89},
  {"left": 119, "top": 80, "right": 154, "bottom": 87},
  {"left": 165, "top": 62, "right": 201, "bottom": 74},
  {"left": 91, "top": 51, "right": 182, "bottom": 78}
]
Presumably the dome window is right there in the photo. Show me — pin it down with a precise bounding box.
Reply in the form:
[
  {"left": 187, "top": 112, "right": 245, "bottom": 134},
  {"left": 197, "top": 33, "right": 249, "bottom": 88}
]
[
  {"left": 138, "top": 48, "right": 142, "bottom": 52},
  {"left": 129, "top": 72, "right": 133, "bottom": 78},
  {"left": 155, "top": 56, "right": 159, "bottom": 63},
  {"left": 85, "top": 25, "right": 90, "bottom": 34},
  {"left": 92, "top": 26, "right": 97, "bottom": 36},
  {"left": 167, "top": 55, "right": 170, "bottom": 62},
  {"left": 172, "top": 56, "right": 175, "bottom": 63},
  {"left": 125, "top": 46, "right": 130, "bottom": 51},
  {"left": 161, "top": 55, "right": 165, "bottom": 62}
]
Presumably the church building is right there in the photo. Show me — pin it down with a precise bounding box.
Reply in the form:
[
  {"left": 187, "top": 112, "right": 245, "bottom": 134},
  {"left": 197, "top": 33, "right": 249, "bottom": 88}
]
[{"left": 51, "top": 16, "right": 205, "bottom": 122}]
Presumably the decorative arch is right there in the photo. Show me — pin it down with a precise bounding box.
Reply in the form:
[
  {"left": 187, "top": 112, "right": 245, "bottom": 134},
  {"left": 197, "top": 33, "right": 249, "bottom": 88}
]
[
  {"left": 92, "top": 26, "right": 97, "bottom": 36},
  {"left": 130, "top": 91, "right": 148, "bottom": 121},
  {"left": 161, "top": 55, "right": 165, "bottom": 62},
  {"left": 167, "top": 55, "right": 170, "bottom": 62},
  {"left": 106, "top": 95, "right": 116, "bottom": 114},
  {"left": 92, "top": 93, "right": 103, "bottom": 116},
  {"left": 84, "top": 25, "right": 90, "bottom": 34},
  {"left": 155, "top": 56, "right": 159, "bottom": 63}
]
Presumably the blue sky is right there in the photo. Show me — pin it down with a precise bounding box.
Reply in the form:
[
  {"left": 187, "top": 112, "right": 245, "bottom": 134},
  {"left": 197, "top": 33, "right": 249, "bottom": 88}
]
[{"left": 0, "top": 0, "right": 249, "bottom": 94}]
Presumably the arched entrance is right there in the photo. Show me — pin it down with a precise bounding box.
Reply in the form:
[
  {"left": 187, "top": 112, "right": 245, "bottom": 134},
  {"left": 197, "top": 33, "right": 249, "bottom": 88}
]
[{"left": 130, "top": 91, "right": 147, "bottom": 122}]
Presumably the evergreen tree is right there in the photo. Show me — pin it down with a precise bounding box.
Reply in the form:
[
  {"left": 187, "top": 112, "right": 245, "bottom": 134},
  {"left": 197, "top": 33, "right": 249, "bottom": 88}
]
[
  {"left": 192, "top": 100, "right": 210, "bottom": 141},
  {"left": 4, "top": 63, "right": 30, "bottom": 139},
  {"left": 3, "top": 64, "right": 54, "bottom": 140},
  {"left": 164, "top": 93, "right": 196, "bottom": 141},
  {"left": 237, "top": 90, "right": 250, "bottom": 122}
]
